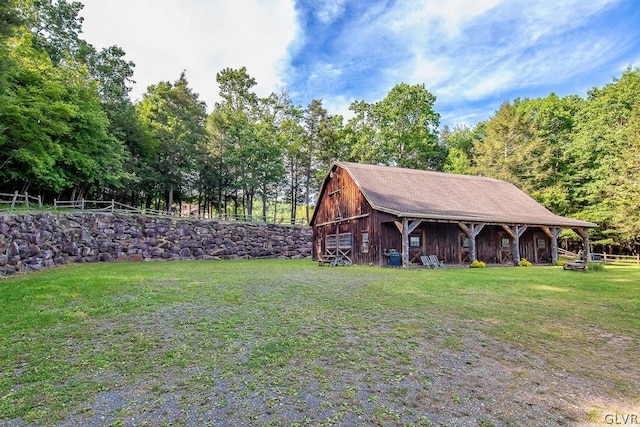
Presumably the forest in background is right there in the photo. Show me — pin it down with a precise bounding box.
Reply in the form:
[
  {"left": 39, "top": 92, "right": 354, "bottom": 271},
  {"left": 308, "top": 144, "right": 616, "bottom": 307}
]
[{"left": 1, "top": 0, "right": 639, "bottom": 253}]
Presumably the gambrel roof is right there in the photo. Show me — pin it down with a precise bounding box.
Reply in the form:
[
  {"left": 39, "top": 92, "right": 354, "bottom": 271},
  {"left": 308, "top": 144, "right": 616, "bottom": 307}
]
[{"left": 314, "top": 162, "right": 595, "bottom": 228}]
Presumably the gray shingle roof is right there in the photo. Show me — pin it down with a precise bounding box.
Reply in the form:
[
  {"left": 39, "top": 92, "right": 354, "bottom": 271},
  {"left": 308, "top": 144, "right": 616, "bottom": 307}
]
[{"left": 334, "top": 162, "right": 595, "bottom": 228}]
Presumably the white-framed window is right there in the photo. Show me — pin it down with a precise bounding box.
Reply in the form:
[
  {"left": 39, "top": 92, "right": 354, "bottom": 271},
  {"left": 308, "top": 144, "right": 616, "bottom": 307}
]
[
  {"left": 326, "top": 235, "right": 337, "bottom": 249},
  {"left": 501, "top": 238, "right": 510, "bottom": 248},
  {"left": 461, "top": 236, "right": 470, "bottom": 248},
  {"left": 537, "top": 238, "right": 546, "bottom": 249},
  {"left": 410, "top": 235, "right": 421, "bottom": 247},
  {"left": 361, "top": 231, "right": 369, "bottom": 253}
]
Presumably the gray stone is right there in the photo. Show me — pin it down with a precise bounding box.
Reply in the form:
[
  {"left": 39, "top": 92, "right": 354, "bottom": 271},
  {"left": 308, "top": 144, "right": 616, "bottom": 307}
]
[{"left": 0, "top": 212, "right": 312, "bottom": 276}]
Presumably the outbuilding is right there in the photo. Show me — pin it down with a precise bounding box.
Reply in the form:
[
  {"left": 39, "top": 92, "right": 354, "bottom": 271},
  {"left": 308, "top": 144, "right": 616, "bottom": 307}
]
[{"left": 310, "top": 162, "right": 596, "bottom": 268}]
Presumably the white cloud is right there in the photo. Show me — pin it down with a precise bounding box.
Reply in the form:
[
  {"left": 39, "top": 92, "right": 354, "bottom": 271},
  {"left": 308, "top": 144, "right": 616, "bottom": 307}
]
[
  {"left": 389, "top": 0, "right": 499, "bottom": 39},
  {"left": 321, "top": 94, "right": 355, "bottom": 120},
  {"left": 382, "top": 0, "right": 627, "bottom": 109},
  {"left": 314, "top": 0, "right": 348, "bottom": 25},
  {"left": 79, "top": 0, "right": 298, "bottom": 108}
]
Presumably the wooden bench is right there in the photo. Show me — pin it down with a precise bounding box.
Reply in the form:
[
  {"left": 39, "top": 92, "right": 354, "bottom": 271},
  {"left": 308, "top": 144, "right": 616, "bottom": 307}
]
[
  {"left": 563, "top": 260, "right": 587, "bottom": 271},
  {"left": 318, "top": 255, "right": 351, "bottom": 267},
  {"left": 318, "top": 255, "right": 335, "bottom": 266}
]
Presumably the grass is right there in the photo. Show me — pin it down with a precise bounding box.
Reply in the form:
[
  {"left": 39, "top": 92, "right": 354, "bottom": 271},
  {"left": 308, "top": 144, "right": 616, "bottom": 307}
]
[{"left": 1, "top": 260, "right": 639, "bottom": 425}]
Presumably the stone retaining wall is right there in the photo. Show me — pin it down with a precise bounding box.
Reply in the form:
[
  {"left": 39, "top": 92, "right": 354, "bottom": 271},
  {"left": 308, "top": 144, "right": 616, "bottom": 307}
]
[{"left": 0, "top": 213, "right": 312, "bottom": 276}]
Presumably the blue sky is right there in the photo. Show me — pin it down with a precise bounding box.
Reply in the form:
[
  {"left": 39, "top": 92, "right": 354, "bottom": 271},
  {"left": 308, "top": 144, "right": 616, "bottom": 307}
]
[{"left": 80, "top": 0, "right": 640, "bottom": 127}]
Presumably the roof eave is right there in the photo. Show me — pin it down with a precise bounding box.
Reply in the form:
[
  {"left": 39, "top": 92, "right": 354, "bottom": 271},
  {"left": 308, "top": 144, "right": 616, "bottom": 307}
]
[{"left": 391, "top": 211, "right": 596, "bottom": 228}]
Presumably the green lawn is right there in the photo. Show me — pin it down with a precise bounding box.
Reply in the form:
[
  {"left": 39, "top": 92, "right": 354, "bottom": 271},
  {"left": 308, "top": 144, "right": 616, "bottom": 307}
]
[{"left": 1, "top": 260, "right": 638, "bottom": 426}]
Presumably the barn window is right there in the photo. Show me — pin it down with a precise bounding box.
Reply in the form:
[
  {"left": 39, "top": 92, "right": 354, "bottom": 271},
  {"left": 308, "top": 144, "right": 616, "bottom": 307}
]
[
  {"left": 461, "top": 236, "right": 470, "bottom": 248},
  {"left": 361, "top": 231, "right": 369, "bottom": 253},
  {"left": 326, "top": 235, "right": 337, "bottom": 249},
  {"left": 537, "top": 238, "right": 546, "bottom": 249},
  {"left": 501, "top": 238, "right": 510, "bottom": 248},
  {"left": 339, "top": 234, "right": 352, "bottom": 248},
  {"left": 409, "top": 235, "right": 421, "bottom": 247}
]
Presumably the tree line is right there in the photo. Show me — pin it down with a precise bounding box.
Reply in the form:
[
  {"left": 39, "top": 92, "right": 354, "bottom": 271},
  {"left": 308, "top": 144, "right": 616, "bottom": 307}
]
[{"left": 1, "top": 1, "right": 639, "bottom": 253}]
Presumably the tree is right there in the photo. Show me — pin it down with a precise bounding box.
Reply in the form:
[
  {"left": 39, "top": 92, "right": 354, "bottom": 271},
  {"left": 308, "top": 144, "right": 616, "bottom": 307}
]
[
  {"left": 0, "top": 0, "right": 21, "bottom": 86},
  {"left": 566, "top": 68, "right": 640, "bottom": 250},
  {"left": 209, "top": 67, "right": 259, "bottom": 218},
  {"left": 441, "top": 124, "right": 475, "bottom": 174},
  {"left": 22, "top": 0, "right": 86, "bottom": 65},
  {"left": 472, "top": 100, "right": 532, "bottom": 187},
  {"left": 611, "top": 101, "right": 640, "bottom": 251},
  {"left": 517, "top": 94, "right": 582, "bottom": 215},
  {"left": 0, "top": 26, "right": 129, "bottom": 197},
  {"left": 208, "top": 67, "right": 290, "bottom": 221},
  {"left": 346, "top": 83, "right": 445, "bottom": 170},
  {"left": 136, "top": 72, "right": 207, "bottom": 213},
  {"left": 301, "top": 99, "right": 344, "bottom": 222}
]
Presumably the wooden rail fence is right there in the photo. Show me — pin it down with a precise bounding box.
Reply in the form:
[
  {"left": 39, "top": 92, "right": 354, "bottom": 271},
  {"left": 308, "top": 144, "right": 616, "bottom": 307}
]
[
  {"left": 2, "top": 193, "right": 308, "bottom": 226},
  {"left": 0, "top": 191, "right": 42, "bottom": 210},
  {"left": 559, "top": 248, "right": 639, "bottom": 264}
]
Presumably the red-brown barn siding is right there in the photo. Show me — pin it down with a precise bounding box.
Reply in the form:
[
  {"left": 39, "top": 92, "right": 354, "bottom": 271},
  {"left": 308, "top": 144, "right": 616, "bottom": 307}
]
[
  {"left": 312, "top": 167, "right": 376, "bottom": 265},
  {"left": 311, "top": 163, "right": 594, "bottom": 267}
]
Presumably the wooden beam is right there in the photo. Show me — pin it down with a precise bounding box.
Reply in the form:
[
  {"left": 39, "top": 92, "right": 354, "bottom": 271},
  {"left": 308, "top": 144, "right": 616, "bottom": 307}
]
[
  {"left": 573, "top": 227, "right": 588, "bottom": 240},
  {"left": 540, "top": 226, "right": 560, "bottom": 240},
  {"left": 315, "top": 213, "right": 369, "bottom": 227},
  {"left": 394, "top": 220, "right": 403, "bottom": 234},
  {"left": 407, "top": 219, "right": 422, "bottom": 234},
  {"left": 457, "top": 222, "right": 470, "bottom": 235},
  {"left": 501, "top": 224, "right": 515, "bottom": 239}
]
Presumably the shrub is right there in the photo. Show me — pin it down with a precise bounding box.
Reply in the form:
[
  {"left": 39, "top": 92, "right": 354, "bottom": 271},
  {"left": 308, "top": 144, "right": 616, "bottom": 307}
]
[
  {"left": 556, "top": 260, "right": 565, "bottom": 267},
  {"left": 587, "top": 262, "right": 605, "bottom": 271},
  {"left": 470, "top": 260, "right": 486, "bottom": 268},
  {"left": 518, "top": 258, "right": 532, "bottom": 267}
]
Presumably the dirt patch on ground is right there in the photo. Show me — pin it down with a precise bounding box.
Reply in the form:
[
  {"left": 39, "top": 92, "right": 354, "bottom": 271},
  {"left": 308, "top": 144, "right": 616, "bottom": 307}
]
[
  {"left": 3, "top": 306, "right": 633, "bottom": 426},
  {"left": 2, "top": 265, "right": 638, "bottom": 427}
]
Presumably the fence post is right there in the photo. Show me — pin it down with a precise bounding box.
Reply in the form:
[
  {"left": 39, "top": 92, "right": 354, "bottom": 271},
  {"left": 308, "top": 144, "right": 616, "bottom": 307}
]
[
  {"left": 54, "top": 199, "right": 57, "bottom": 209},
  {"left": 111, "top": 199, "right": 115, "bottom": 213},
  {"left": 38, "top": 195, "right": 42, "bottom": 207},
  {"left": 25, "top": 191, "right": 29, "bottom": 209},
  {"left": 11, "top": 191, "right": 18, "bottom": 209},
  {"left": 81, "top": 199, "right": 85, "bottom": 211}
]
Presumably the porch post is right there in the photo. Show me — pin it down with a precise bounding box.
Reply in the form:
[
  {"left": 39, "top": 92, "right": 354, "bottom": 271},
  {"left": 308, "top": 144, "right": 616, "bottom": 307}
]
[
  {"left": 584, "top": 230, "right": 591, "bottom": 262},
  {"left": 514, "top": 226, "right": 528, "bottom": 264},
  {"left": 458, "top": 223, "right": 486, "bottom": 264},
  {"left": 542, "top": 226, "right": 562, "bottom": 265},
  {"left": 469, "top": 226, "right": 477, "bottom": 263},
  {"left": 575, "top": 227, "right": 591, "bottom": 262},
  {"left": 402, "top": 218, "right": 409, "bottom": 269},
  {"left": 551, "top": 229, "right": 560, "bottom": 265},
  {"left": 500, "top": 225, "right": 526, "bottom": 265}
]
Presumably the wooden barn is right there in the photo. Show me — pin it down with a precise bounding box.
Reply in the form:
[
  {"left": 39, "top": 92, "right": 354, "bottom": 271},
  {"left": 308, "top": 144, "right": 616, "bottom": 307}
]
[{"left": 310, "top": 162, "right": 596, "bottom": 268}]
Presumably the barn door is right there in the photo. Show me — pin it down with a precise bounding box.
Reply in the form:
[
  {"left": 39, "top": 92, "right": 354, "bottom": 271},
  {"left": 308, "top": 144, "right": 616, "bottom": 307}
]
[
  {"left": 498, "top": 232, "right": 513, "bottom": 264},
  {"left": 409, "top": 233, "right": 423, "bottom": 263},
  {"left": 459, "top": 233, "right": 470, "bottom": 263},
  {"left": 534, "top": 233, "right": 550, "bottom": 264}
]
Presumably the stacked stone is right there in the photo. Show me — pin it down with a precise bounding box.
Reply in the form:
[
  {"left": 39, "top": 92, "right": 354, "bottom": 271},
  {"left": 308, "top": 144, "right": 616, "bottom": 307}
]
[{"left": 0, "top": 213, "right": 312, "bottom": 276}]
